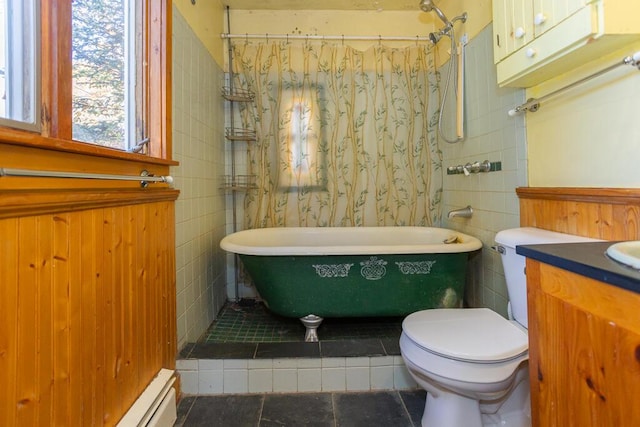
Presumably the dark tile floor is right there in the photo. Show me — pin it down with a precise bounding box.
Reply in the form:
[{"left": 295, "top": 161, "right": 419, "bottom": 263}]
[
  {"left": 176, "top": 301, "right": 421, "bottom": 426},
  {"left": 175, "top": 390, "right": 427, "bottom": 427},
  {"left": 180, "top": 300, "right": 404, "bottom": 360},
  {"left": 180, "top": 336, "right": 401, "bottom": 360},
  {"left": 203, "top": 301, "right": 404, "bottom": 343}
]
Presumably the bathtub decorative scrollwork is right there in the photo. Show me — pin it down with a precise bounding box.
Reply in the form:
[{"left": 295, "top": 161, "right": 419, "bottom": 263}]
[
  {"left": 360, "top": 256, "right": 388, "bottom": 280},
  {"left": 312, "top": 263, "right": 354, "bottom": 278},
  {"left": 396, "top": 260, "right": 437, "bottom": 275}
]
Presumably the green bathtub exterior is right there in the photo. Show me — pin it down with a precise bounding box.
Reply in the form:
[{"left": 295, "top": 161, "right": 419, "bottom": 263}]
[{"left": 239, "top": 252, "right": 472, "bottom": 318}]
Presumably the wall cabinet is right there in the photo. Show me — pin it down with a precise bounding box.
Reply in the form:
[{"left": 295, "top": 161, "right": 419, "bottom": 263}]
[
  {"left": 493, "top": 0, "right": 640, "bottom": 87},
  {"left": 526, "top": 260, "right": 640, "bottom": 426}
]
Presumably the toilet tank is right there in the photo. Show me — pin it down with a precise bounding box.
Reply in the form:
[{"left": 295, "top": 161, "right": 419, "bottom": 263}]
[{"left": 494, "top": 227, "right": 600, "bottom": 329}]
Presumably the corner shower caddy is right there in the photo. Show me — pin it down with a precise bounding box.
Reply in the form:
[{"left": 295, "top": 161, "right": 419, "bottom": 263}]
[
  {"left": 221, "top": 85, "right": 257, "bottom": 301},
  {"left": 221, "top": 86, "right": 257, "bottom": 191}
]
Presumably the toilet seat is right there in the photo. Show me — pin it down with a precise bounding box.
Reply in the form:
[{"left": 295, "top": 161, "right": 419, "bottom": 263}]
[{"left": 402, "top": 308, "right": 528, "bottom": 363}]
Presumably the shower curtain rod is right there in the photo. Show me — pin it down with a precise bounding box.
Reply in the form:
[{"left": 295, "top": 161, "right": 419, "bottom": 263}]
[{"left": 221, "top": 33, "right": 432, "bottom": 42}]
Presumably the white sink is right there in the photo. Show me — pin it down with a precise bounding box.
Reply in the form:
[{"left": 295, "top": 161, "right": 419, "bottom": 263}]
[{"left": 606, "top": 241, "right": 640, "bottom": 270}]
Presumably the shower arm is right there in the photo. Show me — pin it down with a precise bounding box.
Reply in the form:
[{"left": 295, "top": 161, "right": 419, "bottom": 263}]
[
  {"left": 433, "top": 13, "right": 468, "bottom": 38},
  {"left": 450, "top": 13, "right": 468, "bottom": 26}
]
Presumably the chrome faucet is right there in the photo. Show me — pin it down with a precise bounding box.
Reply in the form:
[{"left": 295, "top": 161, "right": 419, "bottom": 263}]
[{"left": 448, "top": 205, "right": 473, "bottom": 219}]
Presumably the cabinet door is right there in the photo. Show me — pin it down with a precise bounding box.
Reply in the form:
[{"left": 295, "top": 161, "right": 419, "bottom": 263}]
[
  {"left": 532, "top": 0, "right": 588, "bottom": 37},
  {"left": 493, "top": 0, "right": 534, "bottom": 64},
  {"left": 527, "top": 261, "right": 640, "bottom": 426}
]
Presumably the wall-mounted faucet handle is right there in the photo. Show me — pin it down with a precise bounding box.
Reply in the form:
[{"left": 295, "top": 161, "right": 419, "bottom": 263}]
[
  {"left": 469, "top": 160, "right": 491, "bottom": 173},
  {"left": 446, "top": 160, "right": 499, "bottom": 175}
]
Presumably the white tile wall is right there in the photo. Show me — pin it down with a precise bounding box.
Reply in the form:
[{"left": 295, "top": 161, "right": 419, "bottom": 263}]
[
  {"left": 273, "top": 369, "right": 298, "bottom": 392},
  {"left": 370, "top": 356, "right": 396, "bottom": 390},
  {"left": 172, "top": 6, "right": 227, "bottom": 348},
  {"left": 249, "top": 369, "right": 273, "bottom": 393},
  {"left": 439, "top": 25, "right": 527, "bottom": 318},
  {"left": 321, "top": 358, "right": 346, "bottom": 392},
  {"left": 345, "top": 357, "right": 371, "bottom": 391},
  {"left": 298, "top": 369, "right": 322, "bottom": 392},
  {"left": 199, "top": 370, "right": 224, "bottom": 395},
  {"left": 177, "top": 356, "right": 416, "bottom": 395},
  {"left": 223, "top": 370, "right": 249, "bottom": 394}
]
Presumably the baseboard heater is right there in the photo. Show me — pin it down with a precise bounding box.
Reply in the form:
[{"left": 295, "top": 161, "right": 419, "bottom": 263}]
[{"left": 117, "top": 369, "right": 177, "bottom": 427}]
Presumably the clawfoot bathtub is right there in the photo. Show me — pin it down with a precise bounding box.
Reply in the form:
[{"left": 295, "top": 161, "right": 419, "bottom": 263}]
[{"left": 220, "top": 227, "right": 482, "bottom": 341}]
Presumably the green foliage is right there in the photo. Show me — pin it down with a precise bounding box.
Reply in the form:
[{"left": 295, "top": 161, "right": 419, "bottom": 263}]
[{"left": 72, "top": 0, "right": 126, "bottom": 147}]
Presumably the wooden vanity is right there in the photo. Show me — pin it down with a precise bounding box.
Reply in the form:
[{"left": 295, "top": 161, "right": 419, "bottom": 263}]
[
  {"left": 516, "top": 187, "right": 640, "bottom": 426},
  {"left": 519, "top": 242, "right": 640, "bottom": 426}
]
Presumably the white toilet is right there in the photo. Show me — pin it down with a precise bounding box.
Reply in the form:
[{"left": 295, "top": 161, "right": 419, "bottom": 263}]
[{"left": 400, "top": 227, "right": 599, "bottom": 427}]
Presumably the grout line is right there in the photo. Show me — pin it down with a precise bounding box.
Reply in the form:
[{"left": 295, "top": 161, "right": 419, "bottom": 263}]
[
  {"left": 331, "top": 392, "right": 338, "bottom": 427},
  {"left": 175, "top": 396, "right": 197, "bottom": 427},
  {"left": 256, "top": 394, "right": 266, "bottom": 425},
  {"left": 397, "top": 390, "right": 417, "bottom": 427}
]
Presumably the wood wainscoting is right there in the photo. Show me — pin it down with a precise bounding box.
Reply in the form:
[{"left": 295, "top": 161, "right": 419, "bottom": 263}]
[
  {"left": 518, "top": 187, "right": 640, "bottom": 426},
  {"left": 517, "top": 187, "right": 640, "bottom": 240},
  {"left": 0, "top": 191, "right": 178, "bottom": 426}
]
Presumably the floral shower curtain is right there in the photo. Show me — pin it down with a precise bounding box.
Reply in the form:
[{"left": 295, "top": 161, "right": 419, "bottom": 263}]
[{"left": 231, "top": 40, "right": 442, "bottom": 228}]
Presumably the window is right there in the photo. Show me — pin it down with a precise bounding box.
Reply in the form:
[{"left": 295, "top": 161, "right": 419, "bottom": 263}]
[
  {"left": 72, "top": 0, "right": 146, "bottom": 151},
  {"left": 279, "top": 85, "right": 326, "bottom": 190},
  {"left": 0, "top": 0, "right": 170, "bottom": 162},
  {"left": 0, "top": 0, "right": 39, "bottom": 130},
  {"left": 285, "top": 100, "right": 316, "bottom": 185}
]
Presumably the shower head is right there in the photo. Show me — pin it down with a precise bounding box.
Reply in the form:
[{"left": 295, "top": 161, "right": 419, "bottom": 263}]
[
  {"left": 428, "top": 27, "right": 454, "bottom": 44},
  {"left": 419, "top": 0, "right": 450, "bottom": 25}
]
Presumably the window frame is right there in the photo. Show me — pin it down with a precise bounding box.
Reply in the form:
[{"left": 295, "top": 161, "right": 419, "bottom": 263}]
[
  {"left": 0, "top": 0, "right": 173, "bottom": 166},
  {"left": 0, "top": 0, "right": 40, "bottom": 132}
]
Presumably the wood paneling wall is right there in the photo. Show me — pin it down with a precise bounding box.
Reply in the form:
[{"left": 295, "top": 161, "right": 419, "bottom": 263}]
[
  {"left": 0, "top": 199, "right": 177, "bottom": 426},
  {"left": 517, "top": 187, "right": 640, "bottom": 240}
]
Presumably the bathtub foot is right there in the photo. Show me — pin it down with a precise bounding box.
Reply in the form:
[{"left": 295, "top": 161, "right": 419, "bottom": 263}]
[{"left": 300, "top": 315, "right": 324, "bottom": 342}]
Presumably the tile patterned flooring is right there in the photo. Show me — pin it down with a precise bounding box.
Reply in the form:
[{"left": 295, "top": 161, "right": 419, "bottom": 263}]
[
  {"left": 203, "top": 301, "right": 404, "bottom": 343},
  {"left": 176, "top": 301, "right": 426, "bottom": 425},
  {"left": 175, "top": 389, "right": 427, "bottom": 427},
  {"left": 179, "top": 301, "right": 404, "bottom": 360}
]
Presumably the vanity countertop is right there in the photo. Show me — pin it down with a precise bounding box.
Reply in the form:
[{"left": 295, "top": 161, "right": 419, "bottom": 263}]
[{"left": 516, "top": 241, "right": 640, "bottom": 295}]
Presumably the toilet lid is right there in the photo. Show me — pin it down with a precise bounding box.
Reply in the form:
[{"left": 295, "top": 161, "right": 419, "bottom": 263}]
[{"left": 402, "top": 308, "right": 528, "bottom": 362}]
